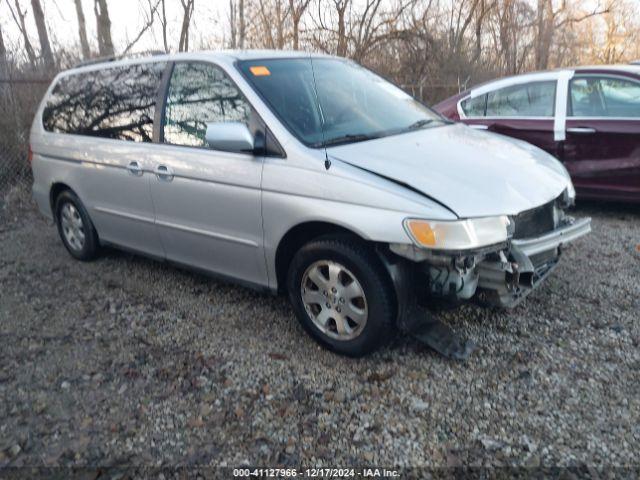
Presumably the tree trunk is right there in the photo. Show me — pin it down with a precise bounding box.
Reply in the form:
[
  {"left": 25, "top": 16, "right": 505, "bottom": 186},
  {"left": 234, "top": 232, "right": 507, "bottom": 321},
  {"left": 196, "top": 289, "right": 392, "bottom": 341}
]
[
  {"left": 535, "top": 0, "right": 554, "bottom": 70},
  {"left": 290, "top": 0, "right": 310, "bottom": 50},
  {"left": 31, "top": 0, "right": 54, "bottom": 67},
  {"left": 160, "top": 0, "right": 169, "bottom": 53},
  {"left": 0, "top": 21, "right": 7, "bottom": 66},
  {"left": 74, "top": 0, "right": 91, "bottom": 59},
  {"left": 229, "top": 0, "right": 237, "bottom": 48},
  {"left": 336, "top": 0, "right": 349, "bottom": 57},
  {"left": 94, "top": 0, "right": 115, "bottom": 56},
  {"left": 0, "top": 22, "right": 8, "bottom": 82},
  {"left": 8, "top": 0, "right": 37, "bottom": 64},
  {"left": 238, "top": 0, "right": 245, "bottom": 49},
  {"left": 178, "top": 0, "right": 194, "bottom": 52}
]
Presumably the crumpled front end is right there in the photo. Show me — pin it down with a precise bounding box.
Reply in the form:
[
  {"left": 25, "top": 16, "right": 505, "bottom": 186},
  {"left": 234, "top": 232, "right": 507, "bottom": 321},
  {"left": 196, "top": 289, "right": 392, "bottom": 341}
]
[{"left": 391, "top": 193, "right": 591, "bottom": 309}]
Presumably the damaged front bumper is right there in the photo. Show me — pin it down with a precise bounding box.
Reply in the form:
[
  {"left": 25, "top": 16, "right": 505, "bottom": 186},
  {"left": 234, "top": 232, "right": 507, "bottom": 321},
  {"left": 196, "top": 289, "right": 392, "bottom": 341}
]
[
  {"left": 477, "top": 216, "right": 591, "bottom": 307},
  {"left": 389, "top": 215, "right": 591, "bottom": 310}
]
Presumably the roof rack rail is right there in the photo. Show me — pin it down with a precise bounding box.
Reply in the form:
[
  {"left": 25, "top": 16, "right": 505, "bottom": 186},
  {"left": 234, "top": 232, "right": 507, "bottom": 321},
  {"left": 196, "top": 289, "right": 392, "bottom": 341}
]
[{"left": 73, "top": 50, "right": 166, "bottom": 69}]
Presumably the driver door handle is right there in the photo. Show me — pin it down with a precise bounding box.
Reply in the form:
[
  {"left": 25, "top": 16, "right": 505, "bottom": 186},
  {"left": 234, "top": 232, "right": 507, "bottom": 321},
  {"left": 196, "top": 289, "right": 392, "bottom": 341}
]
[
  {"left": 566, "top": 127, "right": 596, "bottom": 134},
  {"left": 154, "top": 164, "right": 174, "bottom": 181},
  {"left": 127, "top": 161, "right": 143, "bottom": 176}
]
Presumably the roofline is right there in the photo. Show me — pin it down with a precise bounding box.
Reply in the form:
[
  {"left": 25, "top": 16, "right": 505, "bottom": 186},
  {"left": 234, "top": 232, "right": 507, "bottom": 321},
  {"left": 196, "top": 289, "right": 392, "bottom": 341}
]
[{"left": 66, "top": 49, "right": 336, "bottom": 74}]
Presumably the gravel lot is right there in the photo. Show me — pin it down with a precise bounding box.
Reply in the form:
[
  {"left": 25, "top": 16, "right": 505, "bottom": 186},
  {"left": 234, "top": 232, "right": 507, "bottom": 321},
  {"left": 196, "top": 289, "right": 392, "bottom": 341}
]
[{"left": 1, "top": 193, "right": 639, "bottom": 469}]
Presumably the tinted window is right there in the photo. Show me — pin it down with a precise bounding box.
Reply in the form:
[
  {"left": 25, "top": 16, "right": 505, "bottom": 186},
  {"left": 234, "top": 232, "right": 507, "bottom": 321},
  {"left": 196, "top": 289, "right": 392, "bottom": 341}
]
[
  {"left": 238, "top": 58, "right": 444, "bottom": 147},
  {"left": 461, "top": 94, "right": 487, "bottom": 117},
  {"left": 569, "top": 76, "right": 640, "bottom": 117},
  {"left": 43, "top": 62, "right": 166, "bottom": 142},
  {"left": 485, "top": 81, "right": 556, "bottom": 117},
  {"left": 163, "top": 62, "right": 251, "bottom": 147}
]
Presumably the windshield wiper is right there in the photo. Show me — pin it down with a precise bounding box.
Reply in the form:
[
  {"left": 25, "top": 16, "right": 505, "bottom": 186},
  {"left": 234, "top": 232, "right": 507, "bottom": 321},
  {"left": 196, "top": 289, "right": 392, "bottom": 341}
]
[
  {"left": 405, "top": 118, "right": 435, "bottom": 131},
  {"left": 320, "top": 133, "right": 379, "bottom": 147}
]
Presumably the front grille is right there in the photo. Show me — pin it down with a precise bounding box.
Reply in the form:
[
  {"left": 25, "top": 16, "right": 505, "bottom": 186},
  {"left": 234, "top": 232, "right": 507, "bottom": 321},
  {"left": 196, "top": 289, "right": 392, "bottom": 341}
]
[{"left": 513, "top": 199, "right": 556, "bottom": 239}]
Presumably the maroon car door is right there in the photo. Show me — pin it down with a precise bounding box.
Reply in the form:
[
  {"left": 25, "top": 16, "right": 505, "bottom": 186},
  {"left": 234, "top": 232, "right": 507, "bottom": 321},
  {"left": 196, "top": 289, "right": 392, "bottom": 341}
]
[
  {"left": 562, "top": 74, "right": 640, "bottom": 202},
  {"left": 458, "top": 80, "right": 559, "bottom": 157}
]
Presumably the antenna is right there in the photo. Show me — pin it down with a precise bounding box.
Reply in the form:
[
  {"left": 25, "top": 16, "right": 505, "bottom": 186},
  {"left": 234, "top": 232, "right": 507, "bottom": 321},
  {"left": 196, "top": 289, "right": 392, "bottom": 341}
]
[{"left": 308, "top": 56, "right": 331, "bottom": 170}]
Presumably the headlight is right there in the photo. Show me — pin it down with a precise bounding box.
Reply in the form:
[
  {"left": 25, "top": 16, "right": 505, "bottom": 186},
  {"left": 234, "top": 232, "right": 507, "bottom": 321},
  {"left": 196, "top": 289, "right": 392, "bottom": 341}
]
[
  {"left": 566, "top": 181, "right": 576, "bottom": 201},
  {"left": 403, "top": 216, "right": 511, "bottom": 250}
]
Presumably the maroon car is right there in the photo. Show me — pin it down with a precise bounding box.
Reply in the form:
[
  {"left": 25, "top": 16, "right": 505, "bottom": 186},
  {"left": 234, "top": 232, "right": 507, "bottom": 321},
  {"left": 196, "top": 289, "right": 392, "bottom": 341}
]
[{"left": 434, "top": 66, "right": 640, "bottom": 203}]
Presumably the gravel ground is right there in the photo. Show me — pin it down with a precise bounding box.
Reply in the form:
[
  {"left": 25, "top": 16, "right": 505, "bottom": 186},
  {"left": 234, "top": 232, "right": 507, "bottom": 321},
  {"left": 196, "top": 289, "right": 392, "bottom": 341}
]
[{"left": 0, "top": 194, "right": 639, "bottom": 470}]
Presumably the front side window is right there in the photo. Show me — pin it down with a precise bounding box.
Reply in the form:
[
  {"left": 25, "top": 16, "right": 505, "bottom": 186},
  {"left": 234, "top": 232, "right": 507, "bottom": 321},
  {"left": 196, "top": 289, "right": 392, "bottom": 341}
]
[
  {"left": 238, "top": 58, "right": 445, "bottom": 147},
  {"left": 484, "top": 81, "right": 556, "bottom": 117},
  {"left": 569, "top": 76, "right": 640, "bottom": 118},
  {"left": 460, "top": 94, "right": 487, "bottom": 117},
  {"left": 43, "top": 62, "right": 165, "bottom": 142},
  {"left": 163, "top": 62, "right": 251, "bottom": 147}
]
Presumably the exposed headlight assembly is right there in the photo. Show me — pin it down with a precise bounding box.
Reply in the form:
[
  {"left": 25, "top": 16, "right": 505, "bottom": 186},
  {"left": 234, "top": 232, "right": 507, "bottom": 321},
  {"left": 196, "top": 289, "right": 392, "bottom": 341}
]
[{"left": 403, "top": 216, "right": 511, "bottom": 251}]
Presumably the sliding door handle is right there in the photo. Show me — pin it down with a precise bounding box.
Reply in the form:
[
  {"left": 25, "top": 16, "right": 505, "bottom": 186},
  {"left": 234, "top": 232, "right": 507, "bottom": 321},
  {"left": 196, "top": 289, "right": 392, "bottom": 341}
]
[
  {"left": 566, "top": 127, "right": 596, "bottom": 134},
  {"left": 127, "top": 161, "right": 143, "bottom": 176},
  {"left": 154, "top": 165, "right": 174, "bottom": 181}
]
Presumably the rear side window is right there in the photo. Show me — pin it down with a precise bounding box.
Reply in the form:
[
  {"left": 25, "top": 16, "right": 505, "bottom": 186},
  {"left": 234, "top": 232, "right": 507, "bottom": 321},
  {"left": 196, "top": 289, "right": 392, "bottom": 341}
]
[
  {"left": 484, "top": 81, "right": 556, "bottom": 117},
  {"left": 163, "top": 62, "right": 251, "bottom": 147},
  {"left": 569, "top": 76, "right": 640, "bottom": 117},
  {"left": 43, "top": 62, "right": 166, "bottom": 142}
]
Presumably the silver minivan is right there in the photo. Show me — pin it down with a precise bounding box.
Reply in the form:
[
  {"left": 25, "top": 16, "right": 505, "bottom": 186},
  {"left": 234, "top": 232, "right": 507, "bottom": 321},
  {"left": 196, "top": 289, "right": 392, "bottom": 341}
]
[{"left": 31, "top": 50, "right": 590, "bottom": 357}]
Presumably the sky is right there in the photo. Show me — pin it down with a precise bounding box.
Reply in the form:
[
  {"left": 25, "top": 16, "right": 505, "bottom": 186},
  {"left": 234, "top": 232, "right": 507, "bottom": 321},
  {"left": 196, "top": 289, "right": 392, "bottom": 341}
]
[{"left": 1, "top": 0, "right": 231, "bottom": 59}]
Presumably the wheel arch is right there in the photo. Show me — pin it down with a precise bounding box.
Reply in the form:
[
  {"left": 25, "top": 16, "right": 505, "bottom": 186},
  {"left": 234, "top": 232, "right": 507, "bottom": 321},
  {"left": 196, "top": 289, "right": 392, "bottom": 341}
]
[
  {"left": 275, "top": 221, "right": 370, "bottom": 294},
  {"left": 49, "top": 182, "right": 74, "bottom": 215}
]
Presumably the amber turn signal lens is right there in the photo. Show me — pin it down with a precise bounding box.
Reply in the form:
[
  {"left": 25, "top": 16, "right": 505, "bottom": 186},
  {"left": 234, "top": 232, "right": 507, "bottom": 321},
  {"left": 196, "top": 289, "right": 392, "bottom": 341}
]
[
  {"left": 249, "top": 66, "right": 271, "bottom": 76},
  {"left": 406, "top": 220, "right": 437, "bottom": 246}
]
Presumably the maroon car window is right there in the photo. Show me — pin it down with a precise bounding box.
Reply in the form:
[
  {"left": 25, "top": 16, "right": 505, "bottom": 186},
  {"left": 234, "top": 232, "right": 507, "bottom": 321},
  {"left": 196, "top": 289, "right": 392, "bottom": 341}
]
[
  {"left": 485, "top": 81, "right": 556, "bottom": 117},
  {"left": 460, "top": 95, "right": 487, "bottom": 117},
  {"left": 569, "top": 76, "right": 640, "bottom": 118}
]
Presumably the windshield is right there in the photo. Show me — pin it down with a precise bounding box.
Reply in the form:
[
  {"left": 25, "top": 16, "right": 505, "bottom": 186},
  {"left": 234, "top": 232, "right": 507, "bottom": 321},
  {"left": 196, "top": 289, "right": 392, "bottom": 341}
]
[{"left": 237, "top": 58, "right": 445, "bottom": 147}]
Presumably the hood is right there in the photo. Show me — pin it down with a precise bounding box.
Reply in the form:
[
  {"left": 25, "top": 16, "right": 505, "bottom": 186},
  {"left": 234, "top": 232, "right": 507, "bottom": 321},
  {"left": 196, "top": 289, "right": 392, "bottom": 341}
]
[{"left": 327, "top": 123, "right": 570, "bottom": 218}]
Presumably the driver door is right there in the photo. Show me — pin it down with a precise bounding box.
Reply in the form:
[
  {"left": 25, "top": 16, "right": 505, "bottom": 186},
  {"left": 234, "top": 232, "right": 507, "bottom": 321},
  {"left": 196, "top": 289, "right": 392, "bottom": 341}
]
[{"left": 148, "top": 61, "right": 268, "bottom": 286}]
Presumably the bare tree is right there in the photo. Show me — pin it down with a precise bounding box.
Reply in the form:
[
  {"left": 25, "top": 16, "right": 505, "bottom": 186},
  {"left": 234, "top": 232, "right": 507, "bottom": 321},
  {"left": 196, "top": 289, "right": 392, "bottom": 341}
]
[
  {"left": 534, "top": 0, "right": 610, "bottom": 70},
  {"left": 158, "top": 0, "right": 169, "bottom": 52},
  {"left": 122, "top": 0, "right": 161, "bottom": 54},
  {"left": 178, "top": 0, "right": 195, "bottom": 52},
  {"left": 289, "top": 0, "right": 310, "bottom": 50},
  {"left": 256, "top": 0, "right": 290, "bottom": 49},
  {"left": 94, "top": 0, "right": 115, "bottom": 56},
  {"left": 0, "top": 21, "right": 7, "bottom": 78},
  {"left": 30, "top": 0, "right": 54, "bottom": 66},
  {"left": 6, "top": 0, "right": 37, "bottom": 63},
  {"left": 229, "top": 0, "right": 246, "bottom": 48},
  {"left": 74, "top": 0, "right": 91, "bottom": 59},
  {"left": 238, "top": 0, "right": 246, "bottom": 48}
]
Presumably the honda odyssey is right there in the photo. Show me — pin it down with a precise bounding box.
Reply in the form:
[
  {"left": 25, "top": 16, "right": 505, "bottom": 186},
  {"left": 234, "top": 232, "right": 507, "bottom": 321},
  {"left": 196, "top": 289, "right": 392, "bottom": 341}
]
[{"left": 31, "top": 50, "right": 591, "bottom": 357}]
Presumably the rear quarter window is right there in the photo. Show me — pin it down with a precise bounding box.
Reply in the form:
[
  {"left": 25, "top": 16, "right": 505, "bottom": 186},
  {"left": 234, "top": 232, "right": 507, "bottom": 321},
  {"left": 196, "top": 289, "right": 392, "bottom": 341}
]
[{"left": 43, "top": 62, "right": 166, "bottom": 142}]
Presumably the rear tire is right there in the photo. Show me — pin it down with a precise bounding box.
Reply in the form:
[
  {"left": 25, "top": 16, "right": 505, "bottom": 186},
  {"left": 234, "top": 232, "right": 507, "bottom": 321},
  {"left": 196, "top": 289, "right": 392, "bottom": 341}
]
[
  {"left": 54, "top": 190, "right": 100, "bottom": 261},
  {"left": 286, "top": 236, "right": 396, "bottom": 357}
]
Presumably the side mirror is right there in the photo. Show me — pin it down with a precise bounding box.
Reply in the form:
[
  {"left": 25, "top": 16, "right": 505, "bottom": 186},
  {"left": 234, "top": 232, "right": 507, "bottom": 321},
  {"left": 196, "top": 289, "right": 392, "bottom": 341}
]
[{"left": 205, "top": 122, "right": 254, "bottom": 153}]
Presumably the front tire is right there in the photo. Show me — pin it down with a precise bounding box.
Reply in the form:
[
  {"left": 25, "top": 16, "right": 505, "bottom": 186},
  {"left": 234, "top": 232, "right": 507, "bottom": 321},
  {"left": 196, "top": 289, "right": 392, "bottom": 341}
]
[
  {"left": 54, "top": 190, "right": 100, "bottom": 261},
  {"left": 286, "top": 236, "right": 396, "bottom": 357}
]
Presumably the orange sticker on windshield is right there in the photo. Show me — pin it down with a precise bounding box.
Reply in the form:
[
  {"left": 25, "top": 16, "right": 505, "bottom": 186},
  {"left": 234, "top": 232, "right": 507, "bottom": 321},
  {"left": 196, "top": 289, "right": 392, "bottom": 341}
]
[{"left": 250, "top": 66, "right": 271, "bottom": 76}]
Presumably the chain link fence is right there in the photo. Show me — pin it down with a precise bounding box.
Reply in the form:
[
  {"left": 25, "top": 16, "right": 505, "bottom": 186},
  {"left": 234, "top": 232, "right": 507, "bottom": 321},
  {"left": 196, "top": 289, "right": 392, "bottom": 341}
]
[
  {"left": 1, "top": 77, "right": 51, "bottom": 199},
  {"left": 0, "top": 140, "right": 31, "bottom": 196}
]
